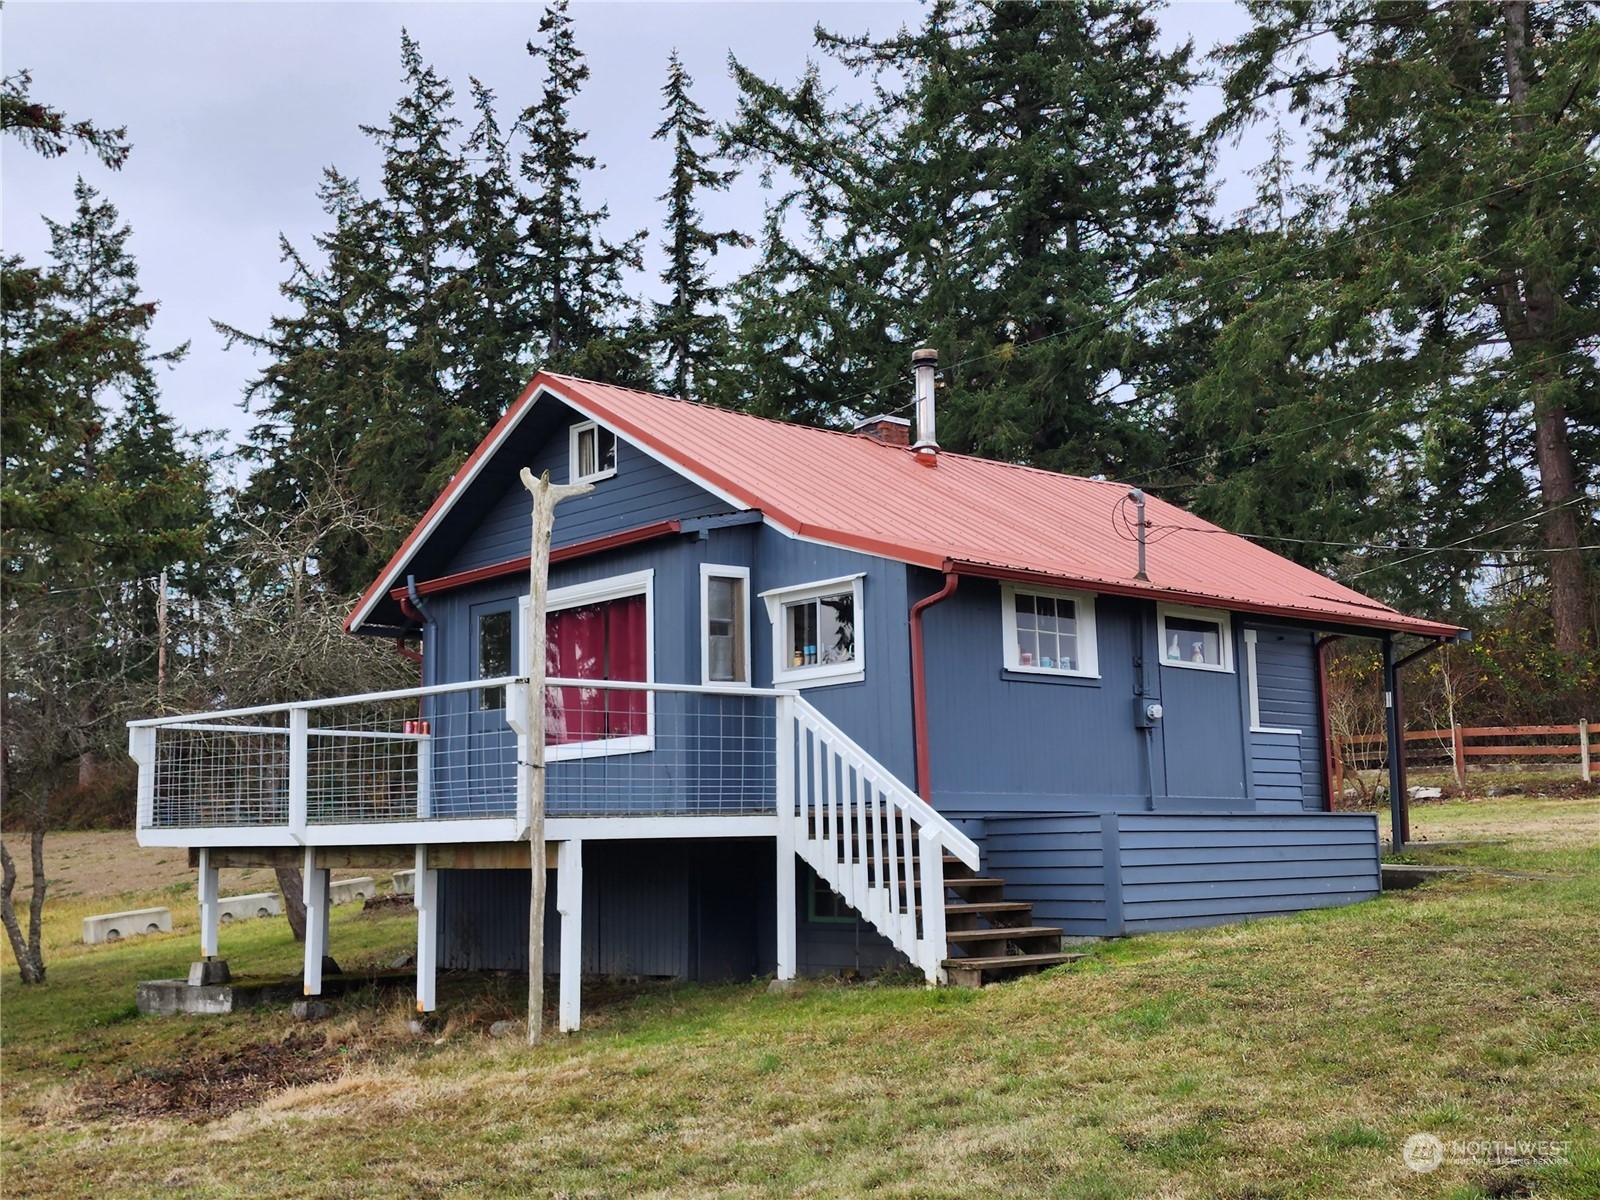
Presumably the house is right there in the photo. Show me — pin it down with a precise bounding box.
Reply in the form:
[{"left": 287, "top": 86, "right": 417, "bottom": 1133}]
[{"left": 130, "top": 352, "right": 1462, "bottom": 1028}]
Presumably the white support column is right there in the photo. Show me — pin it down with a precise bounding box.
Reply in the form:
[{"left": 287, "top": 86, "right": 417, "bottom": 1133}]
[
  {"left": 288, "top": 706, "right": 309, "bottom": 836},
  {"left": 556, "top": 839, "right": 583, "bottom": 1033},
  {"left": 129, "top": 725, "right": 156, "bottom": 831},
  {"left": 414, "top": 843, "right": 438, "bottom": 1013},
  {"left": 197, "top": 847, "right": 220, "bottom": 960},
  {"left": 918, "top": 830, "right": 947, "bottom": 985},
  {"left": 302, "top": 846, "right": 329, "bottom": 996},
  {"left": 775, "top": 695, "right": 797, "bottom": 981}
]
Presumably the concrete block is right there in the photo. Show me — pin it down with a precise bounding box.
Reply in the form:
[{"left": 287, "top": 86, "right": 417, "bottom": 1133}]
[
  {"left": 83, "top": 907, "right": 172, "bottom": 945},
  {"left": 215, "top": 892, "right": 280, "bottom": 924},
  {"left": 391, "top": 869, "right": 415, "bottom": 895},
  {"left": 188, "top": 959, "right": 231, "bottom": 986},
  {"left": 329, "top": 876, "right": 376, "bottom": 905},
  {"left": 292, "top": 1000, "right": 332, "bottom": 1021}
]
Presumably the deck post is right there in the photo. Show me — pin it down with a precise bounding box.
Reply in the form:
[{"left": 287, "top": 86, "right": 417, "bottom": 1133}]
[
  {"left": 414, "top": 843, "right": 437, "bottom": 1013},
  {"left": 1581, "top": 719, "right": 1592, "bottom": 784},
  {"left": 918, "top": 830, "right": 946, "bottom": 984},
  {"left": 556, "top": 838, "right": 583, "bottom": 1033},
  {"left": 774, "top": 696, "right": 797, "bottom": 981},
  {"left": 288, "top": 706, "right": 309, "bottom": 836},
  {"left": 1381, "top": 636, "right": 1407, "bottom": 851},
  {"left": 130, "top": 725, "right": 156, "bottom": 831},
  {"left": 302, "top": 847, "right": 329, "bottom": 995},
  {"left": 197, "top": 847, "right": 219, "bottom": 960}
]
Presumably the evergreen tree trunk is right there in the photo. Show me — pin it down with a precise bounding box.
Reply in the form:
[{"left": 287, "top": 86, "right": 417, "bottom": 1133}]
[{"left": 1502, "top": 0, "right": 1587, "bottom": 654}]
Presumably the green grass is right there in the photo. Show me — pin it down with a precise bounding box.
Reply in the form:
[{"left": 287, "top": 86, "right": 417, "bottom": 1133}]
[{"left": 4, "top": 796, "right": 1599, "bottom": 1198}]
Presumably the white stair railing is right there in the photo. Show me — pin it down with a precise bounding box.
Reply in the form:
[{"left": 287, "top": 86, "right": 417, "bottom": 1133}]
[{"left": 777, "top": 695, "right": 981, "bottom": 983}]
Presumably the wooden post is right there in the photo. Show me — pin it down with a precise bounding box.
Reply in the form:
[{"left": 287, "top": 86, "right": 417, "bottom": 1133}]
[
  {"left": 156, "top": 569, "right": 169, "bottom": 703},
  {"left": 1451, "top": 723, "right": 1468, "bottom": 790},
  {"left": 1581, "top": 718, "right": 1592, "bottom": 784},
  {"left": 1333, "top": 736, "right": 1344, "bottom": 808},
  {"left": 520, "top": 468, "right": 592, "bottom": 1046}
]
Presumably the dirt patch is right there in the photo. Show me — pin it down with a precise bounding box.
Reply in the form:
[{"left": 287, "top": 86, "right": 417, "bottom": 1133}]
[{"left": 76, "top": 1032, "right": 345, "bottom": 1123}]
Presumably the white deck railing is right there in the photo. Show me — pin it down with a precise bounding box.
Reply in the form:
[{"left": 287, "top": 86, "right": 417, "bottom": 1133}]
[
  {"left": 130, "top": 679, "right": 980, "bottom": 979},
  {"left": 778, "top": 696, "right": 981, "bottom": 983}
]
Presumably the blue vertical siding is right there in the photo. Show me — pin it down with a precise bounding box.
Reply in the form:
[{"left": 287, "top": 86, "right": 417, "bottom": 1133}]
[
  {"left": 752, "top": 530, "right": 916, "bottom": 784},
  {"left": 436, "top": 840, "right": 901, "bottom": 979},
  {"left": 444, "top": 411, "right": 734, "bottom": 577},
  {"left": 919, "top": 575, "right": 1158, "bottom": 815},
  {"left": 982, "top": 811, "right": 1379, "bottom": 936}
]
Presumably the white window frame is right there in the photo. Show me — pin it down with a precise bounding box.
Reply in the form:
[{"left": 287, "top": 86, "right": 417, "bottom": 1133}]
[
  {"left": 759, "top": 573, "right": 866, "bottom": 689},
  {"left": 700, "top": 564, "right": 752, "bottom": 687},
  {"left": 1000, "top": 584, "right": 1099, "bottom": 678},
  {"left": 1244, "top": 628, "right": 1303, "bottom": 735},
  {"left": 1157, "top": 603, "right": 1234, "bottom": 673},
  {"left": 568, "top": 419, "right": 617, "bottom": 485},
  {"left": 519, "top": 568, "right": 654, "bottom": 759}
]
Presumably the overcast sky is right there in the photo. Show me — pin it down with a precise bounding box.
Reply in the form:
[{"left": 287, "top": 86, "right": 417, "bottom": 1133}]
[{"left": 3, "top": 1, "right": 1257, "bottom": 453}]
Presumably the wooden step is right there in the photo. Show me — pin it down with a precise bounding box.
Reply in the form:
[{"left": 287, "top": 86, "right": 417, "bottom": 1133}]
[
  {"left": 942, "top": 952, "right": 1084, "bottom": 987},
  {"left": 945, "top": 925, "right": 1063, "bottom": 945}
]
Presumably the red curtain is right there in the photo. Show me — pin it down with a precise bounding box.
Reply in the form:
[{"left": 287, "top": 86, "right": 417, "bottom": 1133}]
[{"left": 545, "top": 594, "right": 646, "bottom": 744}]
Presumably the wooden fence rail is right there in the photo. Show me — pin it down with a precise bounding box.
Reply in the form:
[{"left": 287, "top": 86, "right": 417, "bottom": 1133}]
[{"left": 1334, "top": 719, "right": 1594, "bottom": 795}]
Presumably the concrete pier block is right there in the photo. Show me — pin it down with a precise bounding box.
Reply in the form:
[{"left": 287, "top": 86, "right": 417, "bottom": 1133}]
[
  {"left": 329, "top": 876, "right": 376, "bottom": 905},
  {"left": 187, "top": 959, "right": 232, "bottom": 986},
  {"left": 391, "top": 869, "right": 415, "bottom": 895},
  {"left": 215, "top": 893, "right": 280, "bottom": 923},
  {"left": 84, "top": 908, "right": 172, "bottom": 945}
]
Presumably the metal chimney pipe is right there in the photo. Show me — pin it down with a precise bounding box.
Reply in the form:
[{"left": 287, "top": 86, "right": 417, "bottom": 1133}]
[{"left": 912, "top": 345, "right": 939, "bottom": 466}]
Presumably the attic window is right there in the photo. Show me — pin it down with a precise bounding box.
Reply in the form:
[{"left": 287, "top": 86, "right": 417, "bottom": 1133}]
[{"left": 569, "top": 420, "right": 617, "bottom": 484}]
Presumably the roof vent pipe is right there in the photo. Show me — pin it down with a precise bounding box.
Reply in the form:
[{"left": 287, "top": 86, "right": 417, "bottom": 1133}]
[{"left": 911, "top": 345, "right": 939, "bottom": 466}]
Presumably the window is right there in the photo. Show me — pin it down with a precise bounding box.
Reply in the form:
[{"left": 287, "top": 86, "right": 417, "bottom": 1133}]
[
  {"left": 1001, "top": 585, "right": 1098, "bottom": 677},
  {"left": 569, "top": 420, "right": 617, "bottom": 484},
  {"left": 807, "top": 867, "right": 855, "bottom": 924},
  {"left": 700, "top": 565, "right": 750, "bottom": 685},
  {"left": 476, "top": 608, "right": 512, "bottom": 710},
  {"left": 761, "top": 574, "right": 865, "bottom": 687},
  {"left": 1157, "top": 604, "right": 1234, "bottom": 673},
  {"left": 521, "top": 569, "right": 654, "bottom": 756}
]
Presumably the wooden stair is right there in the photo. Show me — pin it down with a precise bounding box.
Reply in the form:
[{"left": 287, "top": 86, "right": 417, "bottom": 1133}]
[{"left": 872, "top": 847, "right": 1083, "bottom": 987}]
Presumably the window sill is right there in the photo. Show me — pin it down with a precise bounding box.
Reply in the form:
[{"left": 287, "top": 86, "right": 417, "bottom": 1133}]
[
  {"left": 1160, "top": 660, "right": 1235, "bottom": 674},
  {"left": 999, "top": 668, "right": 1101, "bottom": 687},
  {"left": 1251, "top": 725, "right": 1302, "bottom": 737},
  {"left": 547, "top": 734, "right": 653, "bottom": 761},
  {"left": 776, "top": 667, "right": 865, "bottom": 690},
  {"left": 570, "top": 467, "right": 616, "bottom": 486}
]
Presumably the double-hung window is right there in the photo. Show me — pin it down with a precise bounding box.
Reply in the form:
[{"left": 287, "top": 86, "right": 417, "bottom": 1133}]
[
  {"left": 1157, "top": 604, "right": 1233, "bottom": 672},
  {"left": 569, "top": 420, "right": 617, "bottom": 484},
  {"left": 1001, "top": 585, "right": 1098, "bottom": 677},
  {"left": 700, "top": 565, "right": 750, "bottom": 685},
  {"left": 761, "top": 574, "right": 865, "bottom": 687}
]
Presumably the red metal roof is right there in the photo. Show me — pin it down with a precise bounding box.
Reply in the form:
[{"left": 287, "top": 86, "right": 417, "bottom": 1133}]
[{"left": 349, "top": 372, "right": 1461, "bottom": 639}]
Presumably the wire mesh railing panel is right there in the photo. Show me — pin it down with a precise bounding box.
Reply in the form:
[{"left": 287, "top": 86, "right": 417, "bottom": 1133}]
[
  {"left": 547, "top": 687, "right": 777, "bottom": 816},
  {"left": 151, "top": 723, "right": 290, "bottom": 828},
  {"left": 140, "top": 679, "right": 782, "bottom": 829}
]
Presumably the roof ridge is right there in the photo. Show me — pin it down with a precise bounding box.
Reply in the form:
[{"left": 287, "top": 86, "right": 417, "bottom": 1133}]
[{"left": 544, "top": 372, "right": 1153, "bottom": 497}]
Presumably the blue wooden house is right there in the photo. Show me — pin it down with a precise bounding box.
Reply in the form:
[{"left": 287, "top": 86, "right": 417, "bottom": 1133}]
[{"left": 131, "top": 358, "right": 1461, "bottom": 1028}]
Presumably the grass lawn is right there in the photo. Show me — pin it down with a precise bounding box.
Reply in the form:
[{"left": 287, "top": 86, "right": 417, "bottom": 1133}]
[{"left": 3, "top": 795, "right": 1597, "bottom": 1199}]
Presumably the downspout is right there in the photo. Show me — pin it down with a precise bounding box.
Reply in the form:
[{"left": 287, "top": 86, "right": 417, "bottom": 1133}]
[
  {"left": 1315, "top": 634, "right": 1344, "bottom": 811},
  {"left": 403, "top": 575, "right": 433, "bottom": 718},
  {"left": 910, "top": 571, "right": 960, "bottom": 801}
]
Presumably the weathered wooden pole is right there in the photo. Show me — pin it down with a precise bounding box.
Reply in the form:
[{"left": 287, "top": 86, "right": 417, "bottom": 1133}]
[{"left": 521, "top": 467, "right": 591, "bottom": 1045}]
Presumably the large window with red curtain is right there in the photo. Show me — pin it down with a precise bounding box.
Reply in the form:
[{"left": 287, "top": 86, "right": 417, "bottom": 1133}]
[{"left": 545, "top": 593, "right": 648, "bottom": 745}]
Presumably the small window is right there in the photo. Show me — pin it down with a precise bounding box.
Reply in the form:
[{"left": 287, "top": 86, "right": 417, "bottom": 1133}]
[
  {"left": 760, "top": 574, "right": 866, "bottom": 687},
  {"left": 701, "top": 565, "right": 750, "bottom": 685},
  {"left": 1001, "top": 585, "right": 1098, "bottom": 677},
  {"left": 477, "top": 609, "right": 513, "bottom": 709},
  {"left": 1158, "top": 605, "right": 1234, "bottom": 673},
  {"left": 569, "top": 420, "right": 617, "bottom": 484},
  {"left": 807, "top": 868, "right": 855, "bottom": 923}
]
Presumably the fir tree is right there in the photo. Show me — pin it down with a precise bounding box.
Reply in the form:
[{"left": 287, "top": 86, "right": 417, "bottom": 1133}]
[
  {"left": 516, "top": 1, "right": 650, "bottom": 384},
  {"left": 722, "top": 0, "right": 1209, "bottom": 478},
  {"left": 650, "top": 50, "right": 750, "bottom": 399},
  {"left": 1208, "top": 0, "right": 1600, "bottom": 649}
]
